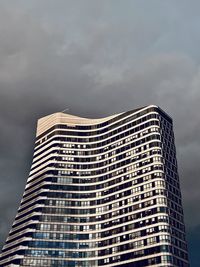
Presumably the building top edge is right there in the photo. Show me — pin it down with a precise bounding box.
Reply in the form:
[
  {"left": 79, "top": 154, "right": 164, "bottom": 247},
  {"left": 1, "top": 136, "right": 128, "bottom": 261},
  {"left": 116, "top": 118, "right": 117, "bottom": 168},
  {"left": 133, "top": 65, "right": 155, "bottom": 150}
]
[{"left": 36, "top": 105, "right": 170, "bottom": 137}]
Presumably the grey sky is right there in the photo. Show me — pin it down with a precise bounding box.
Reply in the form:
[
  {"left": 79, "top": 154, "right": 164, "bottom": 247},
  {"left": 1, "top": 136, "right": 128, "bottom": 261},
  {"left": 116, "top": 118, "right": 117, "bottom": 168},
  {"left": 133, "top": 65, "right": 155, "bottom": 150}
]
[{"left": 0, "top": 1, "right": 200, "bottom": 265}]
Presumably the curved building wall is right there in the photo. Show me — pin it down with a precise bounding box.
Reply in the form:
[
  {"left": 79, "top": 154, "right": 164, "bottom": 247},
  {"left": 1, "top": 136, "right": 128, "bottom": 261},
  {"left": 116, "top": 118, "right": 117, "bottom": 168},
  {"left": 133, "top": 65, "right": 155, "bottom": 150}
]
[{"left": 0, "top": 105, "right": 189, "bottom": 267}]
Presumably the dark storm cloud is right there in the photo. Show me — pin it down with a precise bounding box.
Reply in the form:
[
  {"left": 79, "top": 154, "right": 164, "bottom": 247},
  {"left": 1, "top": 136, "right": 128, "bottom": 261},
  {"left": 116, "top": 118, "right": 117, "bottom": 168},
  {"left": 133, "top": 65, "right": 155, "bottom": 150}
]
[{"left": 0, "top": 0, "right": 200, "bottom": 265}]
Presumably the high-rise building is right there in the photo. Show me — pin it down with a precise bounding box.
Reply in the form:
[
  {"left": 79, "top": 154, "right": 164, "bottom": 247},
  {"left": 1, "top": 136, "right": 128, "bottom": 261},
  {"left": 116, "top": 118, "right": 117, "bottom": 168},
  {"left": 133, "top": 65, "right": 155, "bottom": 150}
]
[{"left": 0, "top": 105, "right": 189, "bottom": 267}]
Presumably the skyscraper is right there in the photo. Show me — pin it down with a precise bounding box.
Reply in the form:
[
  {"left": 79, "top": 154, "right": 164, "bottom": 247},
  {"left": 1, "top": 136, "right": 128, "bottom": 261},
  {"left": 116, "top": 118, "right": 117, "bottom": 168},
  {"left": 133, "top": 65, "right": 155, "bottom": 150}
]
[{"left": 0, "top": 105, "right": 189, "bottom": 267}]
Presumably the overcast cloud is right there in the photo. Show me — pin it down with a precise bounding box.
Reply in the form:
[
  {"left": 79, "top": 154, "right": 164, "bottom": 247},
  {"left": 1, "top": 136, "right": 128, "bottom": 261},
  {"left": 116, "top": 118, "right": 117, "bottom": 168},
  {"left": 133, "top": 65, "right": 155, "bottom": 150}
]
[{"left": 0, "top": 1, "right": 200, "bottom": 265}]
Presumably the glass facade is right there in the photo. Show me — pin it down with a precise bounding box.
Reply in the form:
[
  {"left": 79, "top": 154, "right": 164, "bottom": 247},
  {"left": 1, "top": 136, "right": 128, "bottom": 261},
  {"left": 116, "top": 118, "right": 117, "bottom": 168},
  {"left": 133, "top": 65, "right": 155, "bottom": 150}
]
[{"left": 0, "top": 105, "right": 189, "bottom": 266}]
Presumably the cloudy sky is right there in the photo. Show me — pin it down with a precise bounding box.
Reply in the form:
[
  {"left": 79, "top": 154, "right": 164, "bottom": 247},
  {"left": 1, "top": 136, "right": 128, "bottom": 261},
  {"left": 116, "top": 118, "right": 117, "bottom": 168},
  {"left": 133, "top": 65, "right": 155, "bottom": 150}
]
[{"left": 0, "top": 0, "right": 200, "bottom": 265}]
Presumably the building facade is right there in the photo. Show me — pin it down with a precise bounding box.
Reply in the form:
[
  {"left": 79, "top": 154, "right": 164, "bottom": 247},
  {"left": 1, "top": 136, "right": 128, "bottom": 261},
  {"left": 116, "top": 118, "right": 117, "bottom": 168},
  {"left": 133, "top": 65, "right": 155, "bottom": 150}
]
[{"left": 0, "top": 105, "right": 189, "bottom": 266}]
